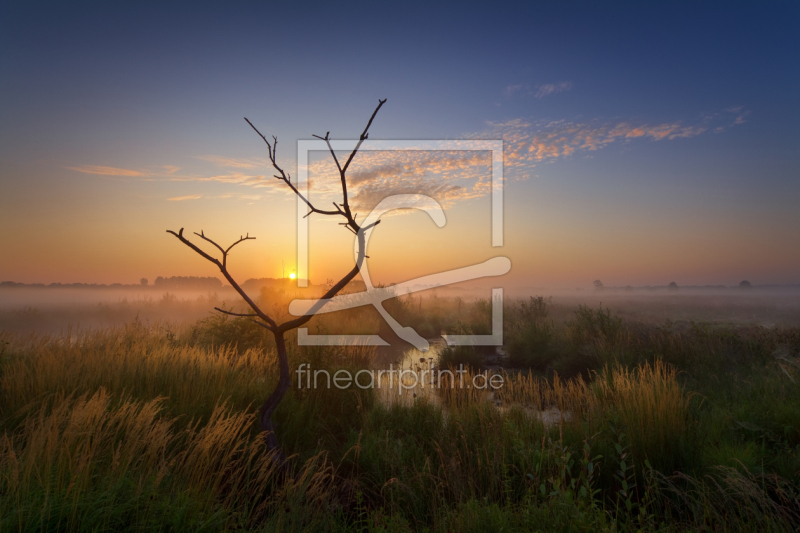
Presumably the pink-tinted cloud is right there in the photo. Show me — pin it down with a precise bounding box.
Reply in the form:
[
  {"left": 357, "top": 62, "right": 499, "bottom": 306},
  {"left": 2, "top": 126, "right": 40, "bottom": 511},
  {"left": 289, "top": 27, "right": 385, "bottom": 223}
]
[
  {"left": 195, "top": 155, "right": 268, "bottom": 169},
  {"left": 534, "top": 82, "right": 572, "bottom": 99},
  {"left": 168, "top": 194, "right": 202, "bottom": 201},
  {"left": 484, "top": 106, "right": 747, "bottom": 168},
  {"left": 68, "top": 165, "right": 146, "bottom": 177},
  {"left": 305, "top": 150, "right": 492, "bottom": 212}
]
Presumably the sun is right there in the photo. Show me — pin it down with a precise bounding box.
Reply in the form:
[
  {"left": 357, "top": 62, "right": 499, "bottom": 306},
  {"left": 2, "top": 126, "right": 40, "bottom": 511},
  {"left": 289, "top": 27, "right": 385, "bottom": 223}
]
[{"left": 289, "top": 272, "right": 296, "bottom": 280}]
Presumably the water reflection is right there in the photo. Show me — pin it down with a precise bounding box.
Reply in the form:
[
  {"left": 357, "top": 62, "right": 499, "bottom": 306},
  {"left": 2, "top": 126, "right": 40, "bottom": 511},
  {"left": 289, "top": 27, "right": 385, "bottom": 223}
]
[
  {"left": 372, "top": 337, "right": 446, "bottom": 370},
  {"left": 368, "top": 338, "right": 570, "bottom": 426}
]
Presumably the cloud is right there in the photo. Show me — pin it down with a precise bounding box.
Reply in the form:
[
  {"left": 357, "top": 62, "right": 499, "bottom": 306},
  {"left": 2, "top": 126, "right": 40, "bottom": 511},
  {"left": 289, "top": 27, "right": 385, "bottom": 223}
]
[
  {"left": 168, "top": 194, "right": 202, "bottom": 201},
  {"left": 69, "top": 155, "right": 288, "bottom": 203},
  {"left": 504, "top": 82, "right": 573, "bottom": 100},
  {"left": 484, "top": 106, "right": 747, "bottom": 169},
  {"left": 534, "top": 82, "right": 573, "bottom": 99},
  {"left": 196, "top": 172, "right": 268, "bottom": 186},
  {"left": 68, "top": 165, "right": 145, "bottom": 177},
  {"left": 304, "top": 150, "right": 492, "bottom": 212},
  {"left": 158, "top": 171, "right": 284, "bottom": 192},
  {"left": 195, "top": 155, "right": 267, "bottom": 169},
  {"left": 504, "top": 84, "right": 528, "bottom": 98}
]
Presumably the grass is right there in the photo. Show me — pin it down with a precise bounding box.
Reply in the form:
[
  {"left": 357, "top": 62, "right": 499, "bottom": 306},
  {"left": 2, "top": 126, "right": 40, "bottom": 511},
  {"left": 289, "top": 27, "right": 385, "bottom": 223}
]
[{"left": 1, "top": 295, "right": 799, "bottom": 531}]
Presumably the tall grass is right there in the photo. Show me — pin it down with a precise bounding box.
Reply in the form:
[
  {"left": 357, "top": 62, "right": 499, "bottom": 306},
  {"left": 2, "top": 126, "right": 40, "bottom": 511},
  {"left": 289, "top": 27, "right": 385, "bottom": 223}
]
[
  {"left": 1, "top": 301, "right": 799, "bottom": 531},
  {"left": 0, "top": 389, "right": 338, "bottom": 531}
]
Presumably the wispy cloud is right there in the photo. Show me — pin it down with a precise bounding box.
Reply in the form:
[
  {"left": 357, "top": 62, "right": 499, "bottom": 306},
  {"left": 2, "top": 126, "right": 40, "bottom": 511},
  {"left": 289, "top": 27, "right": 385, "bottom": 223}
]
[
  {"left": 715, "top": 106, "right": 749, "bottom": 131},
  {"left": 305, "top": 150, "right": 491, "bottom": 212},
  {"left": 534, "top": 82, "right": 572, "bottom": 99},
  {"left": 166, "top": 193, "right": 263, "bottom": 202},
  {"left": 300, "top": 105, "right": 749, "bottom": 212},
  {"left": 483, "top": 106, "right": 748, "bottom": 169},
  {"left": 194, "top": 155, "right": 267, "bottom": 169},
  {"left": 504, "top": 84, "right": 528, "bottom": 98},
  {"left": 177, "top": 172, "right": 271, "bottom": 187},
  {"left": 168, "top": 194, "right": 203, "bottom": 201},
  {"left": 68, "top": 165, "right": 146, "bottom": 177}
]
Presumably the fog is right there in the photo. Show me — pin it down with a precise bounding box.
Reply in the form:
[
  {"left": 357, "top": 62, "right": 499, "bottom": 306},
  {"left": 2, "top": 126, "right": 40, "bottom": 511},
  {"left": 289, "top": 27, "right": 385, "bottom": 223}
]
[
  {"left": 2, "top": 282, "right": 799, "bottom": 338},
  {"left": 0, "top": 287, "right": 236, "bottom": 336}
]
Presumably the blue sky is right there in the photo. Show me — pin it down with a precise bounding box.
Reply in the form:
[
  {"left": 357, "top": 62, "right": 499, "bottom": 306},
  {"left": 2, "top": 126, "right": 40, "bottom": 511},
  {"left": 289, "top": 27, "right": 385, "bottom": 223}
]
[{"left": 1, "top": 1, "right": 798, "bottom": 286}]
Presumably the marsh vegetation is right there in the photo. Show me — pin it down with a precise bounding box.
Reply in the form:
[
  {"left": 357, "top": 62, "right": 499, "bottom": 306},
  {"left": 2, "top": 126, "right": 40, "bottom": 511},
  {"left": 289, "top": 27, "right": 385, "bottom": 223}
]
[{"left": 1, "top": 290, "right": 800, "bottom": 531}]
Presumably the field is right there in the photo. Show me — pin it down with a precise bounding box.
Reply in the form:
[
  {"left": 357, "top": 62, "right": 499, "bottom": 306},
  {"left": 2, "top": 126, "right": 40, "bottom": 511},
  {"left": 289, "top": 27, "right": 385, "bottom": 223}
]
[{"left": 2, "top": 287, "right": 800, "bottom": 531}]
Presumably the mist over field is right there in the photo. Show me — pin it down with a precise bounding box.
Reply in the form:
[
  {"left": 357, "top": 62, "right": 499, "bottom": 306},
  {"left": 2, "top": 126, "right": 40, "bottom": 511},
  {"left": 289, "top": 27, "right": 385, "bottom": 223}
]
[{"left": 2, "top": 281, "right": 799, "bottom": 335}]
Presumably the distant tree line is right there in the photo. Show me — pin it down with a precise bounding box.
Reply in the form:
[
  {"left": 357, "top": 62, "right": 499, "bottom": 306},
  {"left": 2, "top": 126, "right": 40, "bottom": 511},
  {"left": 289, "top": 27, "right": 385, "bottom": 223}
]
[
  {"left": 0, "top": 276, "right": 223, "bottom": 290},
  {"left": 0, "top": 281, "right": 134, "bottom": 289},
  {"left": 153, "top": 276, "right": 222, "bottom": 289}
]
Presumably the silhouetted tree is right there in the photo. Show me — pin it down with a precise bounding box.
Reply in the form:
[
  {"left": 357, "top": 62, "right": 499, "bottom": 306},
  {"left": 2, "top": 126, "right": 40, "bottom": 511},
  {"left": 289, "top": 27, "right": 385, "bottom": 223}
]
[
  {"left": 668, "top": 281, "right": 678, "bottom": 291},
  {"left": 593, "top": 280, "right": 604, "bottom": 291},
  {"left": 167, "top": 99, "right": 387, "bottom": 464},
  {"left": 739, "top": 280, "right": 752, "bottom": 289},
  {"left": 140, "top": 278, "right": 148, "bottom": 286}
]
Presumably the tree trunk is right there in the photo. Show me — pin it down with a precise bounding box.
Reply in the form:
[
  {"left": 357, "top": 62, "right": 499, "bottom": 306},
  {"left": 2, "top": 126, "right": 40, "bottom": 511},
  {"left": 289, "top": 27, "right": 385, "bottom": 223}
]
[{"left": 259, "top": 331, "right": 291, "bottom": 465}]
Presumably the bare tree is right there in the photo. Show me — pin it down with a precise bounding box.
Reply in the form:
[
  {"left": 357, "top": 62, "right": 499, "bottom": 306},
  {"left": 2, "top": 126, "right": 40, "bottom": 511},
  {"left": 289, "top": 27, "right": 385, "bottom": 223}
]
[{"left": 167, "top": 99, "right": 387, "bottom": 462}]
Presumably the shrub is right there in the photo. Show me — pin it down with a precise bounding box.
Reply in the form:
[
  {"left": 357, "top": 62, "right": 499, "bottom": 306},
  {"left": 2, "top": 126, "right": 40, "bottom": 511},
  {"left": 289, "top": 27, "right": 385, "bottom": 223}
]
[
  {"left": 507, "top": 322, "right": 555, "bottom": 370},
  {"left": 188, "top": 312, "right": 271, "bottom": 353},
  {"left": 438, "top": 344, "right": 484, "bottom": 372},
  {"left": 520, "top": 296, "right": 550, "bottom": 322},
  {"left": 570, "top": 305, "right": 623, "bottom": 344},
  {"left": 551, "top": 346, "right": 598, "bottom": 379}
]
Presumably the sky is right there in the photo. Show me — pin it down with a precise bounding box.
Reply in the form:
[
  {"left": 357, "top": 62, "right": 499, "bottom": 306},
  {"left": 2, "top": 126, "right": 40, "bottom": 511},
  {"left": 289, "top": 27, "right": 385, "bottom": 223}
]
[{"left": 1, "top": 1, "right": 798, "bottom": 290}]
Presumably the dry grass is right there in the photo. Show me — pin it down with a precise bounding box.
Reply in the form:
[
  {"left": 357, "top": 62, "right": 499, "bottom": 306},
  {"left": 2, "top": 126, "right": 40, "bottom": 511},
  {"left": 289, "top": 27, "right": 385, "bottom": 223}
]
[
  {"left": 0, "top": 322, "right": 278, "bottom": 422},
  {"left": 1, "top": 305, "right": 799, "bottom": 531},
  {"left": 0, "top": 388, "right": 338, "bottom": 530}
]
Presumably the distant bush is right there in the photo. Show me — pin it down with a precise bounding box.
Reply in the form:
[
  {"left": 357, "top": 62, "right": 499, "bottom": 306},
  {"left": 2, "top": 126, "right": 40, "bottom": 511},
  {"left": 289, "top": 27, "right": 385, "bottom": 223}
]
[{"left": 569, "top": 305, "right": 623, "bottom": 344}]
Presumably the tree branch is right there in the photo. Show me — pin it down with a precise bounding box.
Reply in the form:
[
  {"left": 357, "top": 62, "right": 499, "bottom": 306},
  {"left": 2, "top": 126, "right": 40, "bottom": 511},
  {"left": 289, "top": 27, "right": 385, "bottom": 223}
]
[
  {"left": 194, "top": 230, "right": 226, "bottom": 257},
  {"left": 342, "top": 98, "right": 386, "bottom": 173},
  {"left": 167, "top": 228, "right": 222, "bottom": 268},
  {"left": 166, "top": 228, "right": 277, "bottom": 331},
  {"left": 311, "top": 131, "right": 343, "bottom": 175},
  {"left": 214, "top": 307, "right": 260, "bottom": 318},
  {"left": 244, "top": 118, "right": 340, "bottom": 217},
  {"left": 335, "top": 99, "right": 387, "bottom": 221}
]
